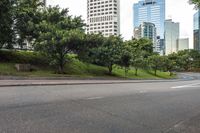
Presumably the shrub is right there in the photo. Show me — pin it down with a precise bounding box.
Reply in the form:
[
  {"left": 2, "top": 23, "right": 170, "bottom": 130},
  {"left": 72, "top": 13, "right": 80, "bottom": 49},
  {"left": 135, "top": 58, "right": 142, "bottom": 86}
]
[{"left": 0, "top": 50, "right": 49, "bottom": 66}]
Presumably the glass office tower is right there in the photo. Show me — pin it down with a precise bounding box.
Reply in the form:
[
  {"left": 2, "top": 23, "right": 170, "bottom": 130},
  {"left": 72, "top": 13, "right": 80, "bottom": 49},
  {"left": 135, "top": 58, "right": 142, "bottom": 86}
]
[
  {"left": 133, "top": 0, "right": 165, "bottom": 53},
  {"left": 194, "top": 10, "right": 200, "bottom": 51},
  {"left": 164, "top": 19, "right": 179, "bottom": 55},
  {"left": 134, "top": 22, "right": 157, "bottom": 49}
]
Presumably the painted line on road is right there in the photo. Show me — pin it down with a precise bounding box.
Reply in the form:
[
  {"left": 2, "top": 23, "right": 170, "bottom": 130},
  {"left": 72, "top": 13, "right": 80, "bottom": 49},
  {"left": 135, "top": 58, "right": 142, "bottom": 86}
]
[
  {"left": 86, "top": 97, "right": 104, "bottom": 100},
  {"left": 171, "top": 83, "right": 200, "bottom": 89},
  {"left": 139, "top": 90, "right": 148, "bottom": 94}
]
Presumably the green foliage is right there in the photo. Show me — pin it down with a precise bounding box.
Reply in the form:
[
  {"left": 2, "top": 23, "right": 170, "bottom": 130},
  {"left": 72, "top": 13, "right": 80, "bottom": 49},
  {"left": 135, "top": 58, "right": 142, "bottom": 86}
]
[
  {"left": 0, "top": 0, "right": 15, "bottom": 49},
  {"left": 168, "top": 50, "right": 200, "bottom": 71},
  {"left": 76, "top": 33, "right": 105, "bottom": 63},
  {"left": 90, "top": 35, "right": 123, "bottom": 74},
  {"left": 190, "top": 0, "right": 200, "bottom": 8},
  {"left": 14, "top": 0, "right": 44, "bottom": 49},
  {"left": 0, "top": 50, "right": 48, "bottom": 65},
  {"left": 0, "top": 62, "right": 173, "bottom": 79},
  {"left": 34, "top": 6, "right": 85, "bottom": 73},
  {"left": 148, "top": 55, "right": 165, "bottom": 75}
]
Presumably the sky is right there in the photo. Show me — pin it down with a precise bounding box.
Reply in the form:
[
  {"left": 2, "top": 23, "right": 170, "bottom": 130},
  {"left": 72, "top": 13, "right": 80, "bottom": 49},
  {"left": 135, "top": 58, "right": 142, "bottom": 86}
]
[{"left": 47, "top": 0, "right": 197, "bottom": 48}]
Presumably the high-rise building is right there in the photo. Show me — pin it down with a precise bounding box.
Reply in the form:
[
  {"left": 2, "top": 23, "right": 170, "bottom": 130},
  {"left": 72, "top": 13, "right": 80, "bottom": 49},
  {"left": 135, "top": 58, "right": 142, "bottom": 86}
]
[
  {"left": 177, "top": 38, "right": 189, "bottom": 51},
  {"left": 133, "top": 0, "right": 165, "bottom": 53},
  {"left": 87, "top": 0, "right": 120, "bottom": 37},
  {"left": 194, "top": 10, "right": 200, "bottom": 51},
  {"left": 134, "top": 22, "right": 157, "bottom": 48},
  {"left": 164, "top": 19, "right": 180, "bottom": 55}
]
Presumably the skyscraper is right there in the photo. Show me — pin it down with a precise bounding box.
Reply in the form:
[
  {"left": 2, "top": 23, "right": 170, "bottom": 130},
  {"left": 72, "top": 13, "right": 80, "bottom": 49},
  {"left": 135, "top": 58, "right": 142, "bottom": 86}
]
[
  {"left": 133, "top": 0, "right": 165, "bottom": 53},
  {"left": 134, "top": 22, "right": 157, "bottom": 48},
  {"left": 177, "top": 38, "right": 189, "bottom": 51},
  {"left": 194, "top": 10, "right": 200, "bottom": 51},
  {"left": 87, "top": 0, "right": 120, "bottom": 37},
  {"left": 164, "top": 19, "right": 180, "bottom": 55}
]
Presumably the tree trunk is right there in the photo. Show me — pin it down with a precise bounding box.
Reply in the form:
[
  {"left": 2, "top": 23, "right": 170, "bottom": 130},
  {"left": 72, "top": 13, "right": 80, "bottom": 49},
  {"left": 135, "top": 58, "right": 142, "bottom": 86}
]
[
  {"left": 58, "top": 65, "right": 64, "bottom": 74},
  {"left": 58, "top": 54, "right": 65, "bottom": 74},
  {"left": 170, "top": 71, "right": 173, "bottom": 76},
  {"left": 108, "top": 64, "right": 113, "bottom": 75},
  {"left": 154, "top": 69, "right": 157, "bottom": 76},
  {"left": 125, "top": 68, "right": 128, "bottom": 77},
  {"left": 135, "top": 68, "right": 138, "bottom": 76}
]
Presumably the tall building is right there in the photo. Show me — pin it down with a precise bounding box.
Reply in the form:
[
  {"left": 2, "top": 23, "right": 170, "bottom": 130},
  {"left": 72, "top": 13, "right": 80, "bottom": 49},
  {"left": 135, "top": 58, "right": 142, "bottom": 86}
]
[
  {"left": 133, "top": 0, "right": 165, "bottom": 53},
  {"left": 194, "top": 10, "right": 200, "bottom": 51},
  {"left": 87, "top": 0, "right": 120, "bottom": 37},
  {"left": 164, "top": 19, "right": 180, "bottom": 55},
  {"left": 134, "top": 22, "right": 157, "bottom": 48},
  {"left": 177, "top": 38, "right": 189, "bottom": 51}
]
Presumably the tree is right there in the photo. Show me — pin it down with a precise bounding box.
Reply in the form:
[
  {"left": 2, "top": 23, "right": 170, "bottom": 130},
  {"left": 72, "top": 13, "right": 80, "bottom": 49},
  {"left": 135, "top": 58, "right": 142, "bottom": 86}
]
[
  {"left": 188, "top": 50, "right": 200, "bottom": 69},
  {"left": 75, "top": 33, "right": 105, "bottom": 63},
  {"left": 124, "top": 38, "right": 153, "bottom": 76},
  {"left": 176, "top": 50, "right": 194, "bottom": 71},
  {"left": 14, "top": 0, "right": 44, "bottom": 49},
  {"left": 120, "top": 43, "right": 132, "bottom": 76},
  {"left": 190, "top": 0, "right": 200, "bottom": 8},
  {"left": 137, "top": 38, "right": 154, "bottom": 58},
  {"left": 91, "top": 35, "right": 123, "bottom": 74},
  {"left": 132, "top": 56, "right": 146, "bottom": 76},
  {"left": 0, "top": 0, "right": 15, "bottom": 49},
  {"left": 163, "top": 56, "right": 176, "bottom": 76},
  {"left": 148, "top": 55, "right": 165, "bottom": 76},
  {"left": 34, "top": 6, "right": 85, "bottom": 73}
]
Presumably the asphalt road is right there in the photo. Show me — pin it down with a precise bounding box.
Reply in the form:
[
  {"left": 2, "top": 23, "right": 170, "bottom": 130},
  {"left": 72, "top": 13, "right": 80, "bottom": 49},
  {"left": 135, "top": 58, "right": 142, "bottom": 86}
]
[{"left": 0, "top": 79, "right": 200, "bottom": 133}]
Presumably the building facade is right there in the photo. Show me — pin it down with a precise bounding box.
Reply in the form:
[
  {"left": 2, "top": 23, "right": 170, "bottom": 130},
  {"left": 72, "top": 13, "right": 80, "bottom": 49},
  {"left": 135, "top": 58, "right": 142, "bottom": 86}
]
[
  {"left": 164, "top": 19, "right": 180, "bottom": 55},
  {"left": 194, "top": 10, "right": 200, "bottom": 51},
  {"left": 133, "top": 0, "right": 165, "bottom": 53},
  {"left": 177, "top": 38, "right": 189, "bottom": 51},
  {"left": 87, "top": 0, "right": 120, "bottom": 37},
  {"left": 134, "top": 22, "right": 157, "bottom": 48}
]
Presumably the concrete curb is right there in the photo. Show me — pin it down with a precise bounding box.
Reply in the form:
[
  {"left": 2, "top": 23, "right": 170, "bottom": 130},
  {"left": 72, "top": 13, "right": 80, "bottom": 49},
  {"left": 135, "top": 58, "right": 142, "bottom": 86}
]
[{"left": 0, "top": 79, "right": 188, "bottom": 87}]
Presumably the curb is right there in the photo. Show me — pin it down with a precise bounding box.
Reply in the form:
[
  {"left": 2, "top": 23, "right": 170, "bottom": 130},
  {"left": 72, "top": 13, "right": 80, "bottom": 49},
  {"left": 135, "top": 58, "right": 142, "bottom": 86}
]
[{"left": 0, "top": 79, "right": 188, "bottom": 87}]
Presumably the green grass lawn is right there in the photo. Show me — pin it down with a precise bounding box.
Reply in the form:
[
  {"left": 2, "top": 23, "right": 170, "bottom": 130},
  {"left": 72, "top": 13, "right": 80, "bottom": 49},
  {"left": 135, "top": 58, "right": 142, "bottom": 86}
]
[{"left": 0, "top": 59, "right": 175, "bottom": 79}]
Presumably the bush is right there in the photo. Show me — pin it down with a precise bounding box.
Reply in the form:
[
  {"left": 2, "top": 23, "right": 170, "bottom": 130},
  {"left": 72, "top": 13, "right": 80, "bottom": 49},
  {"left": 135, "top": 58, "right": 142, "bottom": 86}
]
[{"left": 0, "top": 50, "right": 49, "bottom": 66}]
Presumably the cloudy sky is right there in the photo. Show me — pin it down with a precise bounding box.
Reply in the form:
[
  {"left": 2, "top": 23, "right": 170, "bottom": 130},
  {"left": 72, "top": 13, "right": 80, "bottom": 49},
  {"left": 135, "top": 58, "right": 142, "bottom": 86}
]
[{"left": 47, "top": 0, "right": 197, "bottom": 48}]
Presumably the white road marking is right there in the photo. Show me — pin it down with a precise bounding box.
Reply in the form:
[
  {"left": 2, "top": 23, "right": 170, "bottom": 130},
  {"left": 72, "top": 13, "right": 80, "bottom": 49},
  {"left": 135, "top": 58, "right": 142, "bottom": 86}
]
[
  {"left": 86, "top": 97, "right": 104, "bottom": 100},
  {"left": 171, "top": 83, "right": 200, "bottom": 89},
  {"left": 139, "top": 90, "right": 147, "bottom": 94}
]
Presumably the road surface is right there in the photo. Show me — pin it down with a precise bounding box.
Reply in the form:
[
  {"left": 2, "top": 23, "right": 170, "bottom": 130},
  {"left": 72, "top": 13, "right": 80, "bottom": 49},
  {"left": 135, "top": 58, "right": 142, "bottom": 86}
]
[{"left": 0, "top": 78, "right": 200, "bottom": 132}]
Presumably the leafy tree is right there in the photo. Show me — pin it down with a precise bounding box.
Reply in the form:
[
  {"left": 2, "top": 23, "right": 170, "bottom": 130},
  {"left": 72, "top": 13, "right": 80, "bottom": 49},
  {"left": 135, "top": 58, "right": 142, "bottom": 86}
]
[
  {"left": 34, "top": 6, "right": 85, "bottom": 73},
  {"left": 190, "top": 0, "right": 200, "bottom": 8},
  {"left": 188, "top": 50, "right": 200, "bottom": 68},
  {"left": 125, "top": 38, "right": 153, "bottom": 76},
  {"left": 176, "top": 50, "right": 194, "bottom": 71},
  {"left": 91, "top": 35, "right": 123, "bottom": 74},
  {"left": 162, "top": 56, "right": 176, "bottom": 76},
  {"left": 14, "top": 0, "right": 44, "bottom": 49},
  {"left": 120, "top": 42, "right": 132, "bottom": 76},
  {"left": 148, "top": 55, "right": 165, "bottom": 76},
  {"left": 137, "top": 38, "right": 154, "bottom": 58},
  {"left": 75, "top": 33, "right": 105, "bottom": 63},
  {"left": 0, "top": 0, "right": 15, "bottom": 49},
  {"left": 132, "top": 56, "right": 146, "bottom": 76}
]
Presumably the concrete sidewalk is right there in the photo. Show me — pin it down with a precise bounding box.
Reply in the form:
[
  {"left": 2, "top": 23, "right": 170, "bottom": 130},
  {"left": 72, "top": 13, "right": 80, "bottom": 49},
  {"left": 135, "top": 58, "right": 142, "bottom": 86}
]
[{"left": 0, "top": 79, "right": 182, "bottom": 87}]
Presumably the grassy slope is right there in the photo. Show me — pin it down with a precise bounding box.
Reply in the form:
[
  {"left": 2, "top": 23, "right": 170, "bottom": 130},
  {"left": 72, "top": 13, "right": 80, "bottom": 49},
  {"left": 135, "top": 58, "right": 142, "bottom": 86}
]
[{"left": 0, "top": 59, "right": 175, "bottom": 79}]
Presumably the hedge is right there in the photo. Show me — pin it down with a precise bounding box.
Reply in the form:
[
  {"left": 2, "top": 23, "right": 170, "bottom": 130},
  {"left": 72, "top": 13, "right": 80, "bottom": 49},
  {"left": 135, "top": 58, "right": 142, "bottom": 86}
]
[{"left": 0, "top": 50, "right": 49, "bottom": 66}]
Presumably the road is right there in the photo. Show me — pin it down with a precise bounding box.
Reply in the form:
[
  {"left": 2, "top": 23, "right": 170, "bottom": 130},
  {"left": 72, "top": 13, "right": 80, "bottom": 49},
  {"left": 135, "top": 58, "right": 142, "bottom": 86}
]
[{"left": 0, "top": 79, "right": 200, "bottom": 132}]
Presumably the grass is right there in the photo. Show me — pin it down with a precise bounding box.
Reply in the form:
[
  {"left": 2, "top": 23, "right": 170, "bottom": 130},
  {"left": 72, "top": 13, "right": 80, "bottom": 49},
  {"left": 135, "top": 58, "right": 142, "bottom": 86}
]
[
  {"left": 0, "top": 59, "right": 175, "bottom": 79},
  {"left": 113, "top": 67, "right": 176, "bottom": 79}
]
